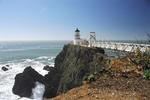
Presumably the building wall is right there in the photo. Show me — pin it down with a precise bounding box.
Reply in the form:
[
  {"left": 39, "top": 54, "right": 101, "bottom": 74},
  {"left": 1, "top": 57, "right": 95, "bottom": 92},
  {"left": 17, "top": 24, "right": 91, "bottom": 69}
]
[{"left": 74, "top": 39, "right": 81, "bottom": 45}]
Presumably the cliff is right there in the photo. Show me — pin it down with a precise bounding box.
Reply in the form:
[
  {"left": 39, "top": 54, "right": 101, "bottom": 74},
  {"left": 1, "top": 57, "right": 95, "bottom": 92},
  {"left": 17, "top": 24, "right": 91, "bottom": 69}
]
[{"left": 44, "top": 44, "right": 109, "bottom": 98}]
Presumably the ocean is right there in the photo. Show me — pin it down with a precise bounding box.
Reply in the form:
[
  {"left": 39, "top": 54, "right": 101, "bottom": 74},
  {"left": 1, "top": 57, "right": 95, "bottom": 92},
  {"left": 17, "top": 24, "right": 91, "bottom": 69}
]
[{"left": 0, "top": 41, "right": 69, "bottom": 100}]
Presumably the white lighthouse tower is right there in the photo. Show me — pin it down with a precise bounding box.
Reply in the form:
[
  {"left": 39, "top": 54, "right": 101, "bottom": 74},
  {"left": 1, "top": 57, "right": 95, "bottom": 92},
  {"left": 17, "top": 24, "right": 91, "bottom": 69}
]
[{"left": 74, "top": 28, "right": 81, "bottom": 45}]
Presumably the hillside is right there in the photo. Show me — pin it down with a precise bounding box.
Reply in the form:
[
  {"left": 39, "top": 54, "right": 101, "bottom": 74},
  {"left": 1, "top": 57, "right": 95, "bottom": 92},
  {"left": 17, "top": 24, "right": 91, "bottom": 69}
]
[{"left": 49, "top": 73, "right": 150, "bottom": 100}]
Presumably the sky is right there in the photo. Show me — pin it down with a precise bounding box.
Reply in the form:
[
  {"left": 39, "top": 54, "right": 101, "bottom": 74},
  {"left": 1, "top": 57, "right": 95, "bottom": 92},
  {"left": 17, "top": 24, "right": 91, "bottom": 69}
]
[{"left": 0, "top": 0, "right": 150, "bottom": 41}]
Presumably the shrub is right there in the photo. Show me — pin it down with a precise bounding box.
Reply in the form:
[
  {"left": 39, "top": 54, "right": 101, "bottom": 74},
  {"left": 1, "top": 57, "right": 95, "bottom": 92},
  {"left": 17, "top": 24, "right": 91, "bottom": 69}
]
[
  {"left": 143, "top": 70, "right": 150, "bottom": 80},
  {"left": 83, "top": 73, "right": 95, "bottom": 83},
  {"left": 129, "top": 47, "right": 150, "bottom": 70},
  {"left": 87, "top": 74, "right": 95, "bottom": 82}
]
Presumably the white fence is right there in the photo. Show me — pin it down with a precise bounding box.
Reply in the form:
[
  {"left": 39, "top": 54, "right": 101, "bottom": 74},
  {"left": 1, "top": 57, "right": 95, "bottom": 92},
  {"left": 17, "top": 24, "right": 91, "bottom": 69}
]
[{"left": 95, "top": 41, "right": 150, "bottom": 52}]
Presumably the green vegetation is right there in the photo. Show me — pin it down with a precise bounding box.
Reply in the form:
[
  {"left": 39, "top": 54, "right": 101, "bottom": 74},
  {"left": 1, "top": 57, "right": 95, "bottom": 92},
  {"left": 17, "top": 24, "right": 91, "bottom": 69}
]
[
  {"left": 135, "top": 47, "right": 150, "bottom": 70},
  {"left": 128, "top": 47, "right": 150, "bottom": 79},
  {"left": 143, "top": 70, "right": 150, "bottom": 80},
  {"left": 83, "top": 73, "right": 95, "bottom": 83},
  {"left": 129, "top": 47, "right": 150, "bottom": 70}
]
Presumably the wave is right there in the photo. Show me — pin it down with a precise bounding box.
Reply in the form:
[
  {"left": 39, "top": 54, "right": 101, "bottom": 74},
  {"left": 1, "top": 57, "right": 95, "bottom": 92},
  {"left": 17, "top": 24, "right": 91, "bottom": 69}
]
[
  {"left": 0, "top": 48, "right": 29, "bottom": 52},
  {"left": 0, "top": 56, "right": 55, "bottom": 100},
  {"left": 36, "top": 56, "right": 49, "bottom": 60},
  {"left": 0, "top": 47, "right": 51, "bottom": 52},
  {"left": 31, "top": 82, "right": 45, "bottom": 100}
]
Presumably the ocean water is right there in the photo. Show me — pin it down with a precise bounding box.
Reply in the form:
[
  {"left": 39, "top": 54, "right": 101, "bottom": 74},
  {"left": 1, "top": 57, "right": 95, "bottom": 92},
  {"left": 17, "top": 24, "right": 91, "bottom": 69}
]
[{"left": 0, "top": 41, "right": 69, "bottom": 100}]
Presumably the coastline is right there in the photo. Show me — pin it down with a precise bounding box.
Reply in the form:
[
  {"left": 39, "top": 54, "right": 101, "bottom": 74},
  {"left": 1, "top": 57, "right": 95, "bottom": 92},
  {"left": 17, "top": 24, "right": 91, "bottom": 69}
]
[{"left": 0, "top": 41, "right": 149, "bottom": 100}]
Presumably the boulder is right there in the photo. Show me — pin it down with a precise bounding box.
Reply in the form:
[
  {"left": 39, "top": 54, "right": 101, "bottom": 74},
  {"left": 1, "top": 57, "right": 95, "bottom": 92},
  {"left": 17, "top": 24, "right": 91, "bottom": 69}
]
[
  {"left": 6, "top": 65, "right": 9, "bottom": 67},
  {"left": 2, "top": 66, "right": 8, "bottom": 71},
  {"left": 43, "top": 65, "right": 54, "bottom": 71},
  {"left": 12, "top": 66, "right": 45, "bottom": 98},
  {"left": 1, "top": 65, "right": 12, "bottom": 71},
  {"left": 1, "top": 65, "right": 11, "bottom": 71},
  {"left": 44, "top": 44, "right": 109, "bottom": 98}
]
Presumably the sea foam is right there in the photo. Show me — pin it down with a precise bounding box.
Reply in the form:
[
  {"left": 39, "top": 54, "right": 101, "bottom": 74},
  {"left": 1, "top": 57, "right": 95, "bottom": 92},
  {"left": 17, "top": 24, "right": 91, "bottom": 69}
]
[
  {"left": 0, "top": 56, "right": 54, "bottom": 100},
  {"left": 31, "top": 82, "right": 45, "bottom": 100}
]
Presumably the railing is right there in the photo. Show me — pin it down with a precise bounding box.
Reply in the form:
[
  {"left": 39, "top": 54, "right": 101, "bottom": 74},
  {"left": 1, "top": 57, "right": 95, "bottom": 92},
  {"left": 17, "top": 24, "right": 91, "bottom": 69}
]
[{"left": 95, "top": 41, "right": 150, "bottom": 52}]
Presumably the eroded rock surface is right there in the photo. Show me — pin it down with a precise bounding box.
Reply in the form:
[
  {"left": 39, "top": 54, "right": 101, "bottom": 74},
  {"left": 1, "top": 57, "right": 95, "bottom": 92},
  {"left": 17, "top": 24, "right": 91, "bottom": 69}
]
[{"left": 44, "top": 44, "right": 108, "bottom": 98}]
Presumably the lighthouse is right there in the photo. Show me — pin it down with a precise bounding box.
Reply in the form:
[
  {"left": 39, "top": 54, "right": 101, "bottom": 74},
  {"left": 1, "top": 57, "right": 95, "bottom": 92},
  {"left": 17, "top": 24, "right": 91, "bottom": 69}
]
[{"left": 74, "top": 28, "right": 81, "bottom": 45}]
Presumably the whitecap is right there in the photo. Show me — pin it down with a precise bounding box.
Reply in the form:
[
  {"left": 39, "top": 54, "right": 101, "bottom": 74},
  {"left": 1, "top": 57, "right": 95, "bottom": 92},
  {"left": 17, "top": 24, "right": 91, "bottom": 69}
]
[
  {"left": 24, "top": 59, "right": 33, "bottom": 63},
  {"left": 0, "top": 48, "right": 28, "bottom": 52},
  {"left": 48, "top": 57, "right": 55, "bottom": 61},
  {"left": 36, "top": 56, "right": 49, "bottom": 60},
  {"left": 0, "top": 57, "right": 54, "bottom": 100},
  {"left": 31, "top": 82, "right": 45, "bottom": 100}
]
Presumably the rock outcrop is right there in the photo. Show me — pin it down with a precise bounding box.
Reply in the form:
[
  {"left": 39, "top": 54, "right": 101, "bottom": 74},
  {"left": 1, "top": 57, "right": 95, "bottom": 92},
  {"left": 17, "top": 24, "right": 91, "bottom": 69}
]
[
  {"left": 43, "top": 65, "right": 54, "bottom": 71},
  {"left": 12, "top": 66, "right": 44, "bottom": 97},
  {"left": 2, "top": 66, "right": 8, "bottom": 71},
  {"left": 44, "top": 44, "right": 109, "bottom": 98},
  {"left": 1, "top": 65, "right": 11, "bottom": 71}
]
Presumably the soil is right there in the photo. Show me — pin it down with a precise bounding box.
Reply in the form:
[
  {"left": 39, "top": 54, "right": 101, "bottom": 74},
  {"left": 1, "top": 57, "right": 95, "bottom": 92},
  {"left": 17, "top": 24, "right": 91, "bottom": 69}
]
[{"left": 48, "top": 74, "right": 150, "bottom": 100}]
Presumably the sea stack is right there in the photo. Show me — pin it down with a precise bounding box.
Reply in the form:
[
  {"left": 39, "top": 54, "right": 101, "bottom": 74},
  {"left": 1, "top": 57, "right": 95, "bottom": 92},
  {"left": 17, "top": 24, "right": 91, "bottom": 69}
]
[{"left": 12, "top": 66, "right": 45, "bottom": 97}]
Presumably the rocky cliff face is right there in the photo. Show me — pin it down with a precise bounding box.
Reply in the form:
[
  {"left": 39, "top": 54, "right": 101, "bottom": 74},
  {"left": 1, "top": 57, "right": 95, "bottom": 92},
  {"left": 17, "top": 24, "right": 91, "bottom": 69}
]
[{"left": 44, "top": 44, "right": 109, "bottom": 98}]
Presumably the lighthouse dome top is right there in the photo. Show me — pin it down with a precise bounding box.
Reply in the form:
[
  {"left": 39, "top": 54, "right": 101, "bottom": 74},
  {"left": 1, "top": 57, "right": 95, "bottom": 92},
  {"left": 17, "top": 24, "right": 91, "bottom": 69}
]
[{"left": 75, "top": 28, "right": 80, "bottom": 32}]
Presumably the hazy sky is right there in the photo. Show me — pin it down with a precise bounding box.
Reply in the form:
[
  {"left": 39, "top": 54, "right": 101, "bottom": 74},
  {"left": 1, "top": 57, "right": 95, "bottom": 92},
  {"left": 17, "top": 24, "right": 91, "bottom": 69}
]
[{"left": 0, "top": 0, "right": 150, "bottom": 41}]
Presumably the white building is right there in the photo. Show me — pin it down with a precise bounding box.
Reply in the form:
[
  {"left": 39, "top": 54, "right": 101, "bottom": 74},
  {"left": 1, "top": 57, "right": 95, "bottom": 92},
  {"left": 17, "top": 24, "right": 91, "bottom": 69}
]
[
  {"left": 74, "top": 28, "right": 81, "bottom": 45},
  {"left": 74, "top": 28, "right": 89, "bottom": 46}
]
